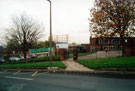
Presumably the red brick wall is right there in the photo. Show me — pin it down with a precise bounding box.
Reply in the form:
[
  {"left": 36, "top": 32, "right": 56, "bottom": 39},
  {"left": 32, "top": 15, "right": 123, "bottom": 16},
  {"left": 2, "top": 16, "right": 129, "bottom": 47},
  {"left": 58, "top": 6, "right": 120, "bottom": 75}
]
[
  {"left": 55, "top": 49, "right": 66, "bottom": 61},
  {"left": 90, "top": 37, "right": 135, "bottom": 56},
  {"left": 84, "top": 44, "right": 90, "bottom": 52},
  {"left": 124, "top": 38, "right": 135, "bottom": 56}
]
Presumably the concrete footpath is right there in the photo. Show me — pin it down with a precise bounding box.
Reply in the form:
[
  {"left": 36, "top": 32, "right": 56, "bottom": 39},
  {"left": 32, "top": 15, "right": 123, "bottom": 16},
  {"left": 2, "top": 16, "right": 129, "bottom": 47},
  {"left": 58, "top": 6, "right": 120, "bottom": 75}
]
[
  {"left": 62, "top": 51, "right": 122, "bottom": 72},
  {"left": 62, "top": 58, "right": 94, "bottom": 72}
]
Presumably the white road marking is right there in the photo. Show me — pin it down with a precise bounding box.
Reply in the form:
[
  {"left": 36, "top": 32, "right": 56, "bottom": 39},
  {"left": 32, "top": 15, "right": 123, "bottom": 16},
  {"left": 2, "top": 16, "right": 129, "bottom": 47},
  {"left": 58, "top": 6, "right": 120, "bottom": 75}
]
[
  {"left": 5, "top": 76, "right": 33, "bottom": 81},
  {"left": 13, "top": 70, "right": 21, "bottom": 75},
  {"left": 32, "top": 71, "right": 38, "bottom": 77},
  {"left": 36, "top": 72, "right": 48, "bottom": 76}
]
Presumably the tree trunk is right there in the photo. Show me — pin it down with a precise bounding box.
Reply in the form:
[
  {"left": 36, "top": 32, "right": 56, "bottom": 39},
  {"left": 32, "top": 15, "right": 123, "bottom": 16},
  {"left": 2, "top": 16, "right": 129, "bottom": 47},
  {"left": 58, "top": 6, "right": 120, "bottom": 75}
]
[
  {"left": 24, "top": 50, "right": 27, "bottom": 63},
  {"left": 23, "top": 33, "right": 27, "bottom": 63},
  {"left": 120, "top": 35, "right": 125, "bottom": 57}
]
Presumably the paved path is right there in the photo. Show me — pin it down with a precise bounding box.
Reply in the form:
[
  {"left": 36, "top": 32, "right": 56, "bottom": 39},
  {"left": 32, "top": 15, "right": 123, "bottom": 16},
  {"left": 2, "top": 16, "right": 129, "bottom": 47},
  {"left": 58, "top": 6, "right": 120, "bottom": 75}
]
[
  {"left": 62, "top": 59, "right": 94, "bottom": 72},
  {"left": 79, "top": 51, "right": 122, "bottom": 60},
  {"left": 62, "top": 51, "right": 121, "bottom": 71}
]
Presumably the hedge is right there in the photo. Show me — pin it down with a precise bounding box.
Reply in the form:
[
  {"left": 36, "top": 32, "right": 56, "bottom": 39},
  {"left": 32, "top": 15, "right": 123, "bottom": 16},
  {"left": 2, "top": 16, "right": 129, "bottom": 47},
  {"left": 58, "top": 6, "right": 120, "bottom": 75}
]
[{"left": 6, "top": 56, "right": 60, "bottom": 64}]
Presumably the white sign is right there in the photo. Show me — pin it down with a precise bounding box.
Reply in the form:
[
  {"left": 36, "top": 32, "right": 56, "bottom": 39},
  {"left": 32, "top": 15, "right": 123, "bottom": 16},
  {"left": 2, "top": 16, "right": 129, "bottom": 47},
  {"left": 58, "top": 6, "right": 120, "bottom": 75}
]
[{"left": 56, "top": 42, "right": 68, "bottom": 49}]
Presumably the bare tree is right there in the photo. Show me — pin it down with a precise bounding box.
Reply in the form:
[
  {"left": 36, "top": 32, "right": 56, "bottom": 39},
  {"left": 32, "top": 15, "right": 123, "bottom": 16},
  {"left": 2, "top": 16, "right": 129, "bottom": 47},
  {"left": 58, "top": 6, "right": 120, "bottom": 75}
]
[
  {"left": 6, "top": 14, "right": 44, "bottom": 62},
  {"left": 90, "top": 0, "right": 135, "bottom": 56}
]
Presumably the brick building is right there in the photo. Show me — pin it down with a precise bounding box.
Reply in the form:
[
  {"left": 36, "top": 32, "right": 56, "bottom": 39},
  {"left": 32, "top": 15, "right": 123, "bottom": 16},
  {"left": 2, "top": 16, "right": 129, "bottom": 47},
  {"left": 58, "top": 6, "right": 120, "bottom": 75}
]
[
  {"left": 80, "top": 44, "right": 91, "bottom": 53},
  {"left": 87, "top": 37, "right": 135, "bottom": 56},
  {"left": 68, "top": 44, "right": 91, "bottom": 53},
  {"left": 124, "top": 37, "right": 135, "bottom": 56},
  {"left": 89, "top": 37, "right": 121, "bottom": 52}
]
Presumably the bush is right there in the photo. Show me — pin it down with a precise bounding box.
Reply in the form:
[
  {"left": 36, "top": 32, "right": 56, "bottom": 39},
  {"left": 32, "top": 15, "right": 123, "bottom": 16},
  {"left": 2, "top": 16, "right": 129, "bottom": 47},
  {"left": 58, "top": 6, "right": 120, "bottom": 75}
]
[
  {"left": 3, "top": 56, "right": 9, "bottom": 61},
  {"left": 6, "top": 55, "right": 60, "bottom": 64}
]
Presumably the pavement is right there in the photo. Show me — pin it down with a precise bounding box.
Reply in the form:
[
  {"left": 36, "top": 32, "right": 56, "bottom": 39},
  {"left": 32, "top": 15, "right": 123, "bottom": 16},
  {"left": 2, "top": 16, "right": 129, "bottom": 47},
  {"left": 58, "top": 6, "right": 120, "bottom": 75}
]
[
  {"left": 0, "top": 71, "right": 135, "bottom": 91},
  {"left": 62, "top": 58, "right": 94, "bottom": 72},
  {"left": 62, "top": 51, "right": 122, "bottom": 72}
]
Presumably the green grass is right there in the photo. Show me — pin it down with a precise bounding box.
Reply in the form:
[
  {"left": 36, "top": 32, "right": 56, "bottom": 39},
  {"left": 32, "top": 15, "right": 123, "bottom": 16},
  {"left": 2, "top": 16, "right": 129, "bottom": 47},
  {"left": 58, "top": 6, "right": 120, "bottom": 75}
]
[
  {"left": 77, "top": 56, "right": 135, "bottom": 69},
  {"left": 69, "top": 52, "right": 95, "bottom": 58},
  {"left": 0, "top": 61, "right": 66, "bottom": 69}
]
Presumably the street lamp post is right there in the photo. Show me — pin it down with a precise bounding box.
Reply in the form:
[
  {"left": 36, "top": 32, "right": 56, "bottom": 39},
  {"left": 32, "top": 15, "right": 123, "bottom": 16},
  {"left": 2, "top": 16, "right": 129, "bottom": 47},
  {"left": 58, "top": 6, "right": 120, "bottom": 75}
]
[{"left": 47, "top": 0, "right": 52, "bottom": 64}]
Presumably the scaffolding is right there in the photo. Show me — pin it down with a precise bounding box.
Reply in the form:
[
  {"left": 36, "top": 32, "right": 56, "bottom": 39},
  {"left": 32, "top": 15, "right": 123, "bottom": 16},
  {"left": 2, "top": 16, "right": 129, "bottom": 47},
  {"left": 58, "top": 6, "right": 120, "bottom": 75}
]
[{"left": 54, "top": 34, "right": 69, "bottom": 43}]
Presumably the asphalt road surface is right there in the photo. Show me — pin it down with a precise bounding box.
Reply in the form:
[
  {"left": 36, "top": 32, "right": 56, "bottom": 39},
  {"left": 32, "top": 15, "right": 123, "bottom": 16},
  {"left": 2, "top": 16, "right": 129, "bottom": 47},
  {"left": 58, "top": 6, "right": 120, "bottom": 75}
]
[{"left": 0, "top": 71, "right": 135, "bottom": 91}]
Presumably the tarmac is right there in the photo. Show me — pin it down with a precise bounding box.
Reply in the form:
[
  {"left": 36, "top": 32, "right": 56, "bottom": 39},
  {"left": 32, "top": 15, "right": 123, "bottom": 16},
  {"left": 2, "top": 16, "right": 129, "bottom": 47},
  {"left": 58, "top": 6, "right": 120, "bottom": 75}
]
[{"left": 1, "top": 71, "right": 135, "bottom": 91}]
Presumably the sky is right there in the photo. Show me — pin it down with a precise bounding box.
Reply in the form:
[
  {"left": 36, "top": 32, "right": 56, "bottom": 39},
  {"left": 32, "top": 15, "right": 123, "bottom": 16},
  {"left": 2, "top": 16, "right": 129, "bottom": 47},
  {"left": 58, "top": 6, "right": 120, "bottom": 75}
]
[{"left": 0, "top": 0, "right": 94, "bottom": 45}]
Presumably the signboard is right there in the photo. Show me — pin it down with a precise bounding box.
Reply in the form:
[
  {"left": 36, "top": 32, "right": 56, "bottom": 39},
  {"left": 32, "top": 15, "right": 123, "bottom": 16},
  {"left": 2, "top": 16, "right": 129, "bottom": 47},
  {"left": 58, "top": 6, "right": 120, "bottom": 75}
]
[{"left": 56, "top": 42, "right": 68, "bottom": 49}]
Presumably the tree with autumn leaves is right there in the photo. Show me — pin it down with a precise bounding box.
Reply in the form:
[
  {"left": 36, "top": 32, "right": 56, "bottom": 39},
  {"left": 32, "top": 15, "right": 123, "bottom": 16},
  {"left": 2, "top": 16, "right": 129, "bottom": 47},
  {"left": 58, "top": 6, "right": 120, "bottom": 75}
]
[{"left": 90, "top": 0, "right": 135, "bottom": 56}]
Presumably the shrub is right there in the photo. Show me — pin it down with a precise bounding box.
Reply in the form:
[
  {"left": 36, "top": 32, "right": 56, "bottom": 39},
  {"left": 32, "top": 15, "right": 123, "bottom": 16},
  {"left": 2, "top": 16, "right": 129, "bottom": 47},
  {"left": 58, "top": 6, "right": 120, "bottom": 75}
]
[
  {"left": 6, "top": 55, "right": 60, "bottom": 64},
  {"left": 3, "top": 56, "right": 9, "bottom": 61}
]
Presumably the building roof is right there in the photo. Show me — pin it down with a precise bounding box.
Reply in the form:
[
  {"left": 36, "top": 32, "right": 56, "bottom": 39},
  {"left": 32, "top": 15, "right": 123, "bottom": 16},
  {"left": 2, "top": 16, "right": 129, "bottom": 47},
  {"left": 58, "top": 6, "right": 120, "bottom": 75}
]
[{"left": 29, "top": 48, "right": 49, "bottom": 53}]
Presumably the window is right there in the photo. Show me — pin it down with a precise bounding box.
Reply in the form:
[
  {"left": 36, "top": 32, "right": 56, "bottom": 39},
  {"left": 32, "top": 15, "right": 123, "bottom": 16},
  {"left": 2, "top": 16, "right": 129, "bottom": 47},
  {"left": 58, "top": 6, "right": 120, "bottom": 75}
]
[
  {"left": 112, "top": 39, "right": 121, "bottom": 44},
  {"left": 104, "top": 40, "right": 109, "bottom": 44},
  {"left": 99, "top": 40, "right": 104, "bottom": 44},
  {"left": 99, "top": 40, "right": 109, "bottom": 44}
]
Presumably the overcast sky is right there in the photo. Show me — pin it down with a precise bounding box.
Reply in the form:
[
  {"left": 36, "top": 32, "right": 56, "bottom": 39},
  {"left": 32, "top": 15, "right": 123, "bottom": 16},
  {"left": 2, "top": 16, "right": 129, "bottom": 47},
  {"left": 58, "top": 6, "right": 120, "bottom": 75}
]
[{"left": 0, "top": 0, "right": 94, "bottom": 45}]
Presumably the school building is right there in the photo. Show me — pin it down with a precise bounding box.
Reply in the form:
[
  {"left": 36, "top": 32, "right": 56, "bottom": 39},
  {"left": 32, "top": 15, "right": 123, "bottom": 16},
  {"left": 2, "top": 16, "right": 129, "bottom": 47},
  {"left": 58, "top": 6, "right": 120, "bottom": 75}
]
[{"left": 85, "top": 37, "right": 135, "bottom": 56}]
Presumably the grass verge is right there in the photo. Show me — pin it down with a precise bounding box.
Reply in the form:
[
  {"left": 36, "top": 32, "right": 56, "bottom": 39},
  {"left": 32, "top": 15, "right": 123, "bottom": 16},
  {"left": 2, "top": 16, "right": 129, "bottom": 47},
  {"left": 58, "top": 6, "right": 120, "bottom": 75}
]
[
  {"left": 77, "top": 56, "right": 135, "bottom": 69},
  {"left": 0, "top": 61, "right": 66, "bottom": 69}
]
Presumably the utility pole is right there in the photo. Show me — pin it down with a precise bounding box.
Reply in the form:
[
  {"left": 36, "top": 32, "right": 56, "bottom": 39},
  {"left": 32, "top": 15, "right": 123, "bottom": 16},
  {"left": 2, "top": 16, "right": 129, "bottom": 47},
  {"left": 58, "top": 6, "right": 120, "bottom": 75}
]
[{"left": 47, "top": 0, "right": 52, "bottom": 64}]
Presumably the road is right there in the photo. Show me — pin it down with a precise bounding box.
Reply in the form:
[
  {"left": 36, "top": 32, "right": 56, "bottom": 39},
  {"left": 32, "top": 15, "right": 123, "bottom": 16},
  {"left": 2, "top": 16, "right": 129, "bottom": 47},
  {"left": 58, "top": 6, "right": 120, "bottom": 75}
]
[{"left": 0, "top": 71, "right": 135, "bottom": 91}]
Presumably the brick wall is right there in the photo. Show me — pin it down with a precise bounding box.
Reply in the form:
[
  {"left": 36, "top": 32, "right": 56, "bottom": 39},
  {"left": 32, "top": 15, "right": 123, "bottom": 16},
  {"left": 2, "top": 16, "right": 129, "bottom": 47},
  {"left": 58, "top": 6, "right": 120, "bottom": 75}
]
[
  {"left": 89, "top": 37, "right": 135, "bottom": 56},
  {"left": 124, "top": 38, "right": 135, "bottom": 56}
]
